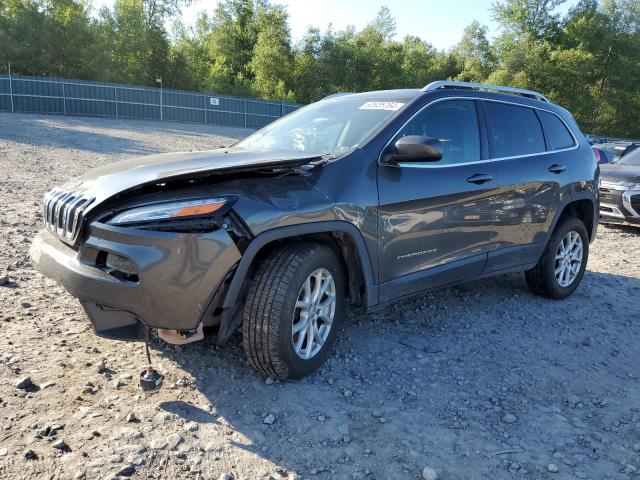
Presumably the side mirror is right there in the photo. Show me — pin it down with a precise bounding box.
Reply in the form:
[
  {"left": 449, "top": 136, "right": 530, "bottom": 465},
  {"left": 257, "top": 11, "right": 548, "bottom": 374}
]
[{"left": 383, "top": 135, "right": 443, "bottom": 164}]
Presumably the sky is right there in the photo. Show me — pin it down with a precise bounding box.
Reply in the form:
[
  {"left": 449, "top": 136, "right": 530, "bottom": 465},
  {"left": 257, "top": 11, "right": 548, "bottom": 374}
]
[{"left": 93, "top": 0, "right": 578, "bottom": 50}]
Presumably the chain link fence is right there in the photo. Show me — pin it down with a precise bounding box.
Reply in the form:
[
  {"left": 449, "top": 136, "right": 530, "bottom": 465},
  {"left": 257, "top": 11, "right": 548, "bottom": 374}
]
[{"left": 0, "top": 73, "right": 301, "bottom": 129}]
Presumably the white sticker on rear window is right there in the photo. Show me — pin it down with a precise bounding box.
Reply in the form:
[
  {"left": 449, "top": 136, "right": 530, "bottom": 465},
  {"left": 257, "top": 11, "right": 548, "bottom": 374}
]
[{"left": 359, "top": 101, "right": 405, "bottom": 111}]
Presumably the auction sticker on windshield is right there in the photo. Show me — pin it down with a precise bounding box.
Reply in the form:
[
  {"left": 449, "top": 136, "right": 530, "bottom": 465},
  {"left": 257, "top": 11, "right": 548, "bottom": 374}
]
[{"left": 359, "top": 102, "right": 405, "bottom": 111}]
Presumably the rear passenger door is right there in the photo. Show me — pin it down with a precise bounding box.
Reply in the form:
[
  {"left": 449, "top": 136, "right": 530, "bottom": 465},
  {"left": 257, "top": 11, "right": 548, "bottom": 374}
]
[{"left": 482, "top": 100, "right": 576, "bottom": 272}]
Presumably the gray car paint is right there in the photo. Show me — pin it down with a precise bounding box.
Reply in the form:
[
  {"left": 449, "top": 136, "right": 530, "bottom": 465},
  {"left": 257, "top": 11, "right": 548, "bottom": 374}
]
[{"left": 30, "top": 87, "right": 598, "bottom": 341}]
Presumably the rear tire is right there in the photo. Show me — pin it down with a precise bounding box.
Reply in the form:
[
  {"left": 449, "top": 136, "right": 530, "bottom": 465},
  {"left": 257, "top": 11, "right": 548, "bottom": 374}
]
[
  {"left": 525, "top": 216, "right": 589, "bottom": 299},
  {"left": 242, "top": 243, "right": 345, "bottom": 379}
]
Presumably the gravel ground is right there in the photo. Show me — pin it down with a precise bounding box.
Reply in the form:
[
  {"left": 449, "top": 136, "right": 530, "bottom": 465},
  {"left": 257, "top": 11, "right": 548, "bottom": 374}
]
[{"left": 1, "top": 112, "right": 639, "bottom": 480}]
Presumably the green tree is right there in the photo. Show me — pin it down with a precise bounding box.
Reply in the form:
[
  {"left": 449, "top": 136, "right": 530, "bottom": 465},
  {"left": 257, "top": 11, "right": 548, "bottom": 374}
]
[
  {"left": 250, "top": 3, "right": 294, "bottom": 100},
  {"left": 453, "top": 21, "right": 496, "bottom": 82},
  {"left": 0, "top": 0, "right": 95, "bottom": 78}
]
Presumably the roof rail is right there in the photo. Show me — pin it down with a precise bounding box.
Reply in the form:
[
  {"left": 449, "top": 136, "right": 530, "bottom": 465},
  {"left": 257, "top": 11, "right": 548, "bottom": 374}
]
[{"left": 422, "top": 81, "right": 549, "bottom": 102}]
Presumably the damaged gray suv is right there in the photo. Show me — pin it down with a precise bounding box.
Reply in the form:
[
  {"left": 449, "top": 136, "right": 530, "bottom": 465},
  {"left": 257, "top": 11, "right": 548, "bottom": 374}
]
[{"left": 31, "top": 81, "right": 599, "bottom": 380}]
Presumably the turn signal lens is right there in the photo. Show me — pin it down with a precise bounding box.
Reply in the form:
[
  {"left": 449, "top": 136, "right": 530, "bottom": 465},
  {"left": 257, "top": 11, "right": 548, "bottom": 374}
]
[{"left": 171, "top": 201, "right": 226, "bottom": 218}]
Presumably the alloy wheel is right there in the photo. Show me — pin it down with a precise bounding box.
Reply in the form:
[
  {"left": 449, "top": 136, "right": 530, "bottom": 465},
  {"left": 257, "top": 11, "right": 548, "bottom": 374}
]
[
  {"left": 554, "top": 230, "right": 583, "bottom": 288},
  {"left": 291, "top": 268, "right": 336, "bottom": 360}
]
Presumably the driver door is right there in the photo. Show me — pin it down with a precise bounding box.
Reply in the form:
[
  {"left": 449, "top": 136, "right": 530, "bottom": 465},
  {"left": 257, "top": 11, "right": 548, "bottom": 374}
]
[{"left": 377, "top": 99, "right": 498, "bottom": 301}]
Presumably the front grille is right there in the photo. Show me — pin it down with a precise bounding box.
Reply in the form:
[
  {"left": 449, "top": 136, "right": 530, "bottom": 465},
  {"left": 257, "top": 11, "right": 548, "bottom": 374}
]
[
  {"left": 42, "top": 188, "right": 94, "bottom": 244},
  {"left": 598, "top": 187, "right": 622, "bottom": 205}
]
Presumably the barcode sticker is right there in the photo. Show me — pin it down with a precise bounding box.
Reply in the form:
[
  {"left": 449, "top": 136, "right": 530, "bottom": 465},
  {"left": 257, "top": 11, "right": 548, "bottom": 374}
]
[{"left": 359, "top": 102, "right": 405, "bottom": 111}]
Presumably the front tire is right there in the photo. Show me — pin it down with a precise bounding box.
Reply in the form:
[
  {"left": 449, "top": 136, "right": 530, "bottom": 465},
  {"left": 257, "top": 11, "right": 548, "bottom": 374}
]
[
  {"left": 242, "top": 243, "right": 345, "bottom": 379},
  {"left": 525, "top": 216, "right": 589, "bottom": 299}
]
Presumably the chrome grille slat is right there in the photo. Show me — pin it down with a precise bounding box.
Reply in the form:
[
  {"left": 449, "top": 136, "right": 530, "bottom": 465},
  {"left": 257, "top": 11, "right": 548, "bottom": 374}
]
[
  {"left": 54, "top": 192, "right": 73, "bottom": 235},
  {"left": 70, "top": 199, "right": 92, "bottom": 237},
  {"left": 62, "top": 195, "right": 78, "bottom": 236},
  {"left": 41, "top": 187, "right": 94, "bottom": 245}
]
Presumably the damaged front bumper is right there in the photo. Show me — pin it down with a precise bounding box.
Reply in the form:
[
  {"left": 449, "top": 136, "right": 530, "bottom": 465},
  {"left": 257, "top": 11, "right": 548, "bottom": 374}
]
[{"left": 30, "top": 222, "right": 241, "bottom": 341}]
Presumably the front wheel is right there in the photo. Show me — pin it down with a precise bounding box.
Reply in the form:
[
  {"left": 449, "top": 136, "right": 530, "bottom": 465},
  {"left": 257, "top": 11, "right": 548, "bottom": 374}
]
[
  {"left": 525, "top": 216, "right": 589, "bottom": 299},
  {"left": 242, "top": 243, "right": 345, "bottom": 379}
]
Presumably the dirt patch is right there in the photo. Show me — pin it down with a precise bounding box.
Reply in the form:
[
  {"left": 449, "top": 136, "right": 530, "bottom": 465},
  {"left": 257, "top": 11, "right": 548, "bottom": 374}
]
[{"left": 1, "top": 112, "right": 639, "bottom": 480}]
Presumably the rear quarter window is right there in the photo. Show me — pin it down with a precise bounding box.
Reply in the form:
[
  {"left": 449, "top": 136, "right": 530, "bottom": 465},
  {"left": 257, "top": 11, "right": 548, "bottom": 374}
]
[
  {"left": 484, "top": 102, "right": 546, "bottom": 158},
  {"left": 538, "top": 111, "right": 575, "bottom": 150}
]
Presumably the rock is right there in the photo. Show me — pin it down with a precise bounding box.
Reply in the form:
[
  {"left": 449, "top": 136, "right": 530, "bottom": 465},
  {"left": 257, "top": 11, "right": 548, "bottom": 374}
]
[
  {"left": 183, "top": 421, "right": 199, "bottom": 432},
  {"left": 263, "top": 414, "right": 276, "bottom": 425},
  {"left": 149, "top": 439, "right": 167, "bottom": 450},
  {"left": 117, "top": 464, "right": 136, "bottom": 477},
  {"left": 265, "top": 377, "right": 274, "bottom": 385},
  {"left": 126, "top": 412, "right": 138, "bottom": 423},
  {"left": 632, "top": 443, "right": 640, "bottom": 452},
  {"left": 167, "top": 434, "right": 183, "bottom": 450},
  {"left": 502, "top": 413, "right": 517, "bottom": 424},
  {"left": 16, "top": 376, "right": 33, "bottom": 390},
  {"left": 96, "top": 361, "right": 107, "bottom": 374},
  {"left": 624, "top": 464, "right": 638, "bottom": 474},
  {"left": 0, "top": 275, "right": 9, "bottom": 286},
  {"left": 422, "top": 466, "right": 438, "bottom": 480},
  {"left": 566, "top": 395, "right": 580, "bottom": 407},
  {"left": 24, "top": 449, "right": 38, "bottom": 461},
  {"left": 218, "top": 474, "right": 234, "bottom": 480},
  {"left": 74, "top": 470, "right": 86, "bottom": 480},
  {"left": 0, "top": 448, "right": 8, "bottom": 456},
  {"left": 52, "top": 439, "right": 70, "bottom": 452},
  {"left": 113, "top": 378, "right": 126, "bottom": 389},
  {"left": 547, "top": 463, "right": 559, "bottom": 473}
]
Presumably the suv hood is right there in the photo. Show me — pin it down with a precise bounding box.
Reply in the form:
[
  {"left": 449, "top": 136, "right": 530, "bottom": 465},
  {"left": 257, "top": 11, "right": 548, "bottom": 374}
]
[
  {"left": 61, "top": 147, "right": 323, "bottom": 206},
  {"left": 600, "top": 163, "right": 640, "bottom": 185}
]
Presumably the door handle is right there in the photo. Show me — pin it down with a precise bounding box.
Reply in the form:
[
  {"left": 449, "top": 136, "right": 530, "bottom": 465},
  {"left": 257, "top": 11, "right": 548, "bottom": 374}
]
[
  {"left": 548, "top": 164, "right": 566, "bottom": 174},
  {"left": 466, "top": 173, "right": 493, "bottom": 184}
]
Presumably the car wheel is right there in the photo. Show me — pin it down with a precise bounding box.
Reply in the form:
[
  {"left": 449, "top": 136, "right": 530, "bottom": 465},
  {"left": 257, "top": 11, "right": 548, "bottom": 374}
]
[
  {"left": 525, "top": 216, "right": 589, "bottom": 299},
  {"left": 242, "top": 242, "right": 345, "bottom": 379}
]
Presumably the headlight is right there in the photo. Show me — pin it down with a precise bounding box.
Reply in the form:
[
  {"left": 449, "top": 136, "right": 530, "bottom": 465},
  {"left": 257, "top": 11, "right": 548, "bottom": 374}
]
[{"left": 108, "top": 198, "right": 228, "bottom": 225}]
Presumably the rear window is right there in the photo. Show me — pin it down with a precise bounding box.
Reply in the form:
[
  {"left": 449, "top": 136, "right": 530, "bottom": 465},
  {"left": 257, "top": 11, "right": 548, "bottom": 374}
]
[
  {"left": 484, "top": 102, "right": 546, "bottom": 158},
  {"left": 538, "top": 111, "right": 575, "bottom": 150}
]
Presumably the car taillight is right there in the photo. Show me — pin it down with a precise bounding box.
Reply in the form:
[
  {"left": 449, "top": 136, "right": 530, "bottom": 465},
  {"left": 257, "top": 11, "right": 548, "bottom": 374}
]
[{"left": 593, "top": 148, "right": 601, "bottom": 163}]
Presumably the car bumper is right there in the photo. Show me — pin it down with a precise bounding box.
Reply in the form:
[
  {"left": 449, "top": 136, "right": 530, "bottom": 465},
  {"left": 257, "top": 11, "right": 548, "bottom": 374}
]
[
  {"left": 30, "top": 223, "right": 241, "bottom": 340},
  {"left": 599, "top": 186, "right": 640, "bottom": 227}
]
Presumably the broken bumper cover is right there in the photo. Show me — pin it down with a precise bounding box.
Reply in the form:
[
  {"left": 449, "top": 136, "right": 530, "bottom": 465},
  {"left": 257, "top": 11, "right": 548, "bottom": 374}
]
[{"left": 30, "top": 223, "right": 241, "bottom": 340}]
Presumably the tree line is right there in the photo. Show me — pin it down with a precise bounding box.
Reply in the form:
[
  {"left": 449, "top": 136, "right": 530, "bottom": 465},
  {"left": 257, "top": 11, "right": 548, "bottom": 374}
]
[{"left": 1, "top": 0, "right": 639, "bottom": 137}]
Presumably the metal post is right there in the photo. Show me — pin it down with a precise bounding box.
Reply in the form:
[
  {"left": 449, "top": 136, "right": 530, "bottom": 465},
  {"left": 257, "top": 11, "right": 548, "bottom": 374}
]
[
  {"left": 156, "top": 77, "right": 163, "bottom": 121},
  {"left": 8, "top": 63, "right": 14, "bottom": 112},
  {"left": 281, "top": 101, "right": 284, "bottom": 118},
  {"left": 243, "top": 99, "right": 247, "bottom": 128},
  {"left": 62, "top": 82, "right": 67, "bottom": 115},
  {"left": 203, "top": 94, "right": 206, "bottom": 125},
  {"left": 114, "top": 84, "right": 118, "bottom": 118}
]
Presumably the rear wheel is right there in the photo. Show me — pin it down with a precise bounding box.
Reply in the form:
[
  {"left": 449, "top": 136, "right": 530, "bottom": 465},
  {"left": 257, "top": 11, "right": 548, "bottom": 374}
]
[
  {"left": 525, "top": 216, "right": 589, "bottom": 299},
  {"left": 242, "top": 243, "right": 344, "bottom": 379}
]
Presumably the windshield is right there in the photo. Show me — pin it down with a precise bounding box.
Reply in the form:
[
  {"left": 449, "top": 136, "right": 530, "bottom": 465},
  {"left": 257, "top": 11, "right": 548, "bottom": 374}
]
[
  {"left": 616, "top": 148, "right": 640, "bottom": 166},
  {"left": 237, "top": 97, "right": 408, "bottom": 156}
]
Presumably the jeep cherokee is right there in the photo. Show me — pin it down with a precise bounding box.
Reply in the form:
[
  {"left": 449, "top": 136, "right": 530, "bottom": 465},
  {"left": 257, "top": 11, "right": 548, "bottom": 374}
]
[{"left": 30, "top": 81, "right": 599, "bottom": 379}]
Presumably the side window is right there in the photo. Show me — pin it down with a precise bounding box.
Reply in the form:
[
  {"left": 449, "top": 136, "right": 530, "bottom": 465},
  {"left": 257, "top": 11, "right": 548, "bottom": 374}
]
[
  {"left": 484, "top": 102, "right": 546, "bottom": 158},
  {"left": 538, "top": 111, "right": 575, "bottom": 150},
  {"left": 395, "top": 100, "right": 480, "bottom": 164}
]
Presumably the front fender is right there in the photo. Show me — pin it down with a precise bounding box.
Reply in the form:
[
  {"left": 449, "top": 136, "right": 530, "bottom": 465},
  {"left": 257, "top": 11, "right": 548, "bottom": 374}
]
[{"left": 216, "top": 221, "right": 378, "bottom": 345}]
